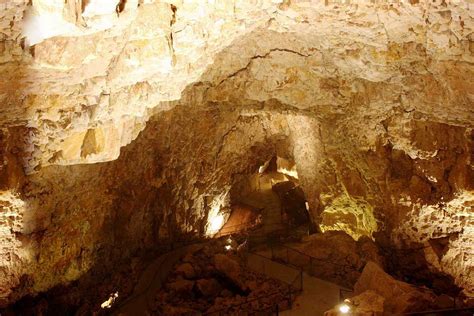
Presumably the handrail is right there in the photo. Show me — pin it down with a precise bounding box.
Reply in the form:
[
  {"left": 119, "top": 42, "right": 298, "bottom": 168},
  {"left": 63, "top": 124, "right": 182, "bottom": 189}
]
[
  {"left": 203, "top": 252, "right": 303, "bottom": 315},
  {"left": 208, "top": 221, "right": 290, "bottom": 237},
  {"left": 112, "top": 224, "right": 299, "bottom": 314},
  {"left": 403, "top": 306, "right": 474, "bottom": 315},
  {"left": 270, "top": 243, "right": 357, "bottom": 269},
  {"left": 203, "top": 289, "right": 290, "bottom": 315},
  {"left": 204, "top": 251, "right": 303, "bottom": 316},
  {"left": 248, "top": 251, "right": 304, "bottom": 293}
]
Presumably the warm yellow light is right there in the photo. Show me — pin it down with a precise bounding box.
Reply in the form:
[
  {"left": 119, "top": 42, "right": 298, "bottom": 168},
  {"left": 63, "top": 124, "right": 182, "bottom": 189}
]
[
  {"left": 225, "top": 245, "right": 232, "bottom": 251},
  {"left": 205, "top": 193, "right": 229, "bottom": 236},
  {"left": 209, "top": 213, "right": 224, "bottom": 233},
  {"left": 101, "top": 292, "right": 118, "bottom": 309},
  {"left": 338, "top": 303, "right": 350, "bottom": 314},
  {"left": 277, "top": 166, "right": 299, "bottom": 179}
]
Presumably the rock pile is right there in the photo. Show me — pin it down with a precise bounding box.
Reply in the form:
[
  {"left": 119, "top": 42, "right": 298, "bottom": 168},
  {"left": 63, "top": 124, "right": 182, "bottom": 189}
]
[
  {"left": 149, "top": 239, "right": 292, "bottom": 315},
  {"left": 285, "top": 231, "right": 384, "bottom": 288},
  {"left": 325, "top": 261, "right": 473, "bottom": 315}
]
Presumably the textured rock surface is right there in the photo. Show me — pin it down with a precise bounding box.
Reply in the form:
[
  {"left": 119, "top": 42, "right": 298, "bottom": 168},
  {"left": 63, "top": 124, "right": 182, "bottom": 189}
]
[
  {"left": 287, "top": 231, "right": 385, "bottom": 287},
  {"left": 151, "top": 240, "right": 292, "bottom": 315},
  {"left": 0, "top": 0, "right": 473, "bottom": 309},
  {"left": 324, "top": 290, "right": 385, "bottom": 316},
  {"left": 354, "top": 261, "right": 437, "bottom": 313}
]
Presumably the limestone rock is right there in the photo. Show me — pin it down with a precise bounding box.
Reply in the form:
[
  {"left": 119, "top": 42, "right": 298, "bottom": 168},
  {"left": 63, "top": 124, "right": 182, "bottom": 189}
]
[
  {"left": 355, "top": 261, "right": 436, "bottom": 313},
  {"left": 214, "top": 254, "right": 246, "bottom": 292},
  {"left": 290, "top": 231, "right": 384, "bottom": 287},
  {"left": 0, "top": 0, "right": 473, "bottom": 311},
  {"left": 196, "top": 278, "right": 222, "bottom": 297},
  {"left": 167, "top": 279, "right": 195, "bottom": 295},
  {"left": 325, "top": 290, "right": 385, "bottom": 316},
  {"left": 175, "top": 263, "right": 196, "bottom": 279}
]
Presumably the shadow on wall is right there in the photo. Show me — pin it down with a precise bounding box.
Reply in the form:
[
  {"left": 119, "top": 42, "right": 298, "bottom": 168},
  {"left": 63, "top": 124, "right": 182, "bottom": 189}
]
[{"left": 381, "top": 240, "right": 464, "bottom": 298}]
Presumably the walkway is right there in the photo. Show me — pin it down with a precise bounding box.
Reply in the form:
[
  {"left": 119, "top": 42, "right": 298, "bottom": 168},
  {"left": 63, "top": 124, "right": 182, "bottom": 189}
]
[
  {"left": 280, "top": 271, "right": 340, "bottom": 316},
  {"left": 248, "top": 251, "right": 341, "bottom": 316},
  {"left": 239, "top": 172, "right": 286, "bottom": 234}
]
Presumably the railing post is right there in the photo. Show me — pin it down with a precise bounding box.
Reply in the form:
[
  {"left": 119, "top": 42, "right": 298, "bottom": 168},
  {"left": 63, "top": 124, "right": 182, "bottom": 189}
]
[
  {"left": 288, "top": 284, "right": 292, "bottom": 309},
  {"left": 300, "top": 268, "right": 303, "bottom": 291}
]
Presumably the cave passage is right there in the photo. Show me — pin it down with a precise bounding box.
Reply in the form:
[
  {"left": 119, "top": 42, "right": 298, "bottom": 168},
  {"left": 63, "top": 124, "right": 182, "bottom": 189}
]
[{"left": 219, "top": 156, "right": 311, "bottom": 237}]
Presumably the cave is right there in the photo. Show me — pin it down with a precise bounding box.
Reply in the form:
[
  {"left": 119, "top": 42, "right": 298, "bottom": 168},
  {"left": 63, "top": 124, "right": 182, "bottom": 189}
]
[{"left": 0, "top": 1, "right": 473, "bottom": 315}]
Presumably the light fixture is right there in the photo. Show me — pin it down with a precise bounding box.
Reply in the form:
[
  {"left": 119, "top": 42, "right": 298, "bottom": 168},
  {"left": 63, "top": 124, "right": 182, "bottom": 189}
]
[
  {"left": 338, "top": 303, "right": 350, "bottom": 314},
  {"left": 101, "top": 292, "right": 119, "bottom": 309},
  {"left": 225, "top": 245, "right": 232, "bottom": 251},
  {"left": 205, "top": 192, "right": 229, "bottom": 236},
  {"left": 208, "top": 213, "right": 224, "bottom": 234}
]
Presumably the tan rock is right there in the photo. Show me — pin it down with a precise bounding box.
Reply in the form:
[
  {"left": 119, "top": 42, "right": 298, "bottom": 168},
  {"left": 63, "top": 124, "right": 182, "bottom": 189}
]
[
  {"left": 167, "top": 279, "right": 195, "bottom": 295},
  {"left": 175, "top": 263, "right": 196, "bottom": 279},
  {"left": 196, "top": 278, "right": 222, "bottom": 297},
  {"left": 213, "top": 254, "right": 246, "bottom": 291},
  {"left": 355, "top": 261, "right": 436, "bottom": 313},
  {"left": 0, "top": 0, "right": 473, "bottom": 310},
  {"left": 325, "top": 290, "right": 385, "bottom": 316}
]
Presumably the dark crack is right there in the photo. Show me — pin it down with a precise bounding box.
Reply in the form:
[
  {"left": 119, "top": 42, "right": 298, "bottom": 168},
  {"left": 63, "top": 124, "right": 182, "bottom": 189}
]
[{"left": 213, "top": 47, "right": 313, "bottom": 88}]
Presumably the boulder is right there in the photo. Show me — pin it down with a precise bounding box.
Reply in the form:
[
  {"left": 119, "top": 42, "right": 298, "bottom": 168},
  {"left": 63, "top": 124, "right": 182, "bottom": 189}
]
[
  {"left": 220, "top": 289, "right": 233, "bottom": 298},
  {"left": 292, "top": 231, "right": 384, "bottom": 287},
  {"left": 355, "top": 261, "right": 436, "bottom": 313},
  {"left": 196, "top": 278, "right": 222, "bottom": 297},
  {"left": 167, "top": 279, "right": 195, "bottom": 295},
  {"left": 213, "top": 254, "right": 247, "bottom": 291},
  {"left": 176, "top": 263, "right": 196, "bottom": 279},
  {"left": 324, "top": 290, "right": 385, "bottom": 316}
]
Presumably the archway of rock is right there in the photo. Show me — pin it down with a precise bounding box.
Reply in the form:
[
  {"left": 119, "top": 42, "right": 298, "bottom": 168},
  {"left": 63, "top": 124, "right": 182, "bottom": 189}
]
[{"left": 219, "top": 155, "right": 312, "bottom": 237}]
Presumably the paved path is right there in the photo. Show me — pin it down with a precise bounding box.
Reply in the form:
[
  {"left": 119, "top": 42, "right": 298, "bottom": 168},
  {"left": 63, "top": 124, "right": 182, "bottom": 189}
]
[
  {"left": 280, "top": 271, "right": 340, "bottom": 316},
  {"left": 248, "top": 251, "right": 341, "bottom": 316}
]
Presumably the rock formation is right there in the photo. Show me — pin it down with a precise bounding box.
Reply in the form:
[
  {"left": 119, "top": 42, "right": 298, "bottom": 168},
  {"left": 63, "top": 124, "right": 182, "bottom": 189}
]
[
  {"left": 0, "top": 0, "right": 473, "bottom": 312},
  {"left": 151, "top": 240, "right": 293, "bottom": 315}
]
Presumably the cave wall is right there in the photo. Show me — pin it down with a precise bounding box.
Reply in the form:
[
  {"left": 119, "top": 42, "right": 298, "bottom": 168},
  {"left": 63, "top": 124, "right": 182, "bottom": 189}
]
[
  {"left": 1, "top": 98, "right": 321, "bottom": 306},
  {"left": 1, "top": 0, "right": 473, "bottom": 307}
]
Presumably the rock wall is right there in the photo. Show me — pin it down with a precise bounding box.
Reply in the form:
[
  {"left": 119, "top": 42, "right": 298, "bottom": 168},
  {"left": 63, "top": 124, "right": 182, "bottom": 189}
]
[{"left": 1, "top": 0, "right": 473, "bottom": 307}]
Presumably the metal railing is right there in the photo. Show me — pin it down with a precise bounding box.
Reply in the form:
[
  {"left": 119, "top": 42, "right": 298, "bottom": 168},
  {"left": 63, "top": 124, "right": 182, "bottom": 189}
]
[
  {"left": 403, "top": 306, "right": 474, "bottom": 315},
  {"left": 266, "top": 243, "right": 474, "bottom": 315},
  {"left": 265, "top": 243, "right": 355, "bottom": 301},
  {"left": 112, "top": 223, "right": 302, "bottom": 315},
  {"left": 203, "top": 290, "right": 292, "bottom": 316},
  {"left": 204, "top": 252, "right": 303, "bottom": 316}
]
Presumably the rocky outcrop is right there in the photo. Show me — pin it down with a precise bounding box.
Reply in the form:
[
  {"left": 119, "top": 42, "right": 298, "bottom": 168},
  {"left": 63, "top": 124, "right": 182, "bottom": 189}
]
[
  {"left": 214, "top": 254, "right": 247, "bottom": 292},
  {"left": 354, "top": 261, "right": 437, "bottom": 314},
  {"left": 325, "top": 290, "right": 385, "bottom": 316},
  {"left": 151, "top": 239, "right": 293, "bottom": 315},
  {"left": 288, "top": 231, "right": 384, "bottom": 287}
]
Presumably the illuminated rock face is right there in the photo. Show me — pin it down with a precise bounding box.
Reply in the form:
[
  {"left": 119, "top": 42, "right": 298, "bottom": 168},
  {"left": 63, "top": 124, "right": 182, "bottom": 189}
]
[{"left": 0, "top": 0, "right": 473, "bottom": 308}]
